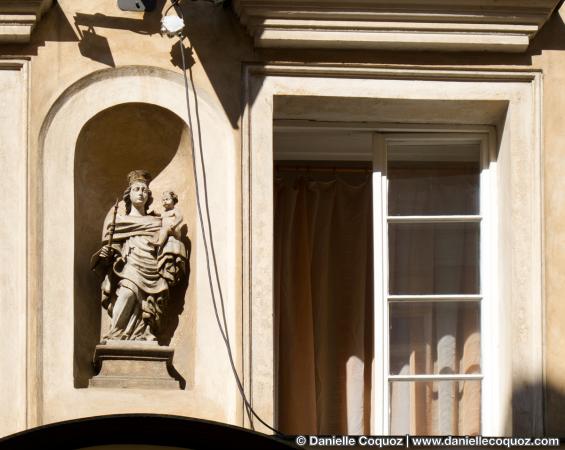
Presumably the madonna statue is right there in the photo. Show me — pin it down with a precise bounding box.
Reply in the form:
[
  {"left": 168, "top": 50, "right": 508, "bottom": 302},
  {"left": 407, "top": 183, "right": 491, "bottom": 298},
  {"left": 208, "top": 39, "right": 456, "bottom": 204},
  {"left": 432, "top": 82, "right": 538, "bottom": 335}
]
[{"left": 91, "top": 170, "right": 187, "bottom": 342}]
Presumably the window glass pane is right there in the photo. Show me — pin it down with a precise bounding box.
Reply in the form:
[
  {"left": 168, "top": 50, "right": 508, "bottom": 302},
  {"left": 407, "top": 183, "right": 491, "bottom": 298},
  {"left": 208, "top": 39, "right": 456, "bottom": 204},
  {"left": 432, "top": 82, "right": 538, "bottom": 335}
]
[
  {"left": 389, "top": 380, "right": 481, "bottom": 435},
  {"left": 389, "top": 222, "right": 480, "bottom": 295},
  {"left": 388, "top": 143, "right": 480, "bottom": 216},
  {"left": 390, "top": 302, "right": 480, "bottom": 375}
]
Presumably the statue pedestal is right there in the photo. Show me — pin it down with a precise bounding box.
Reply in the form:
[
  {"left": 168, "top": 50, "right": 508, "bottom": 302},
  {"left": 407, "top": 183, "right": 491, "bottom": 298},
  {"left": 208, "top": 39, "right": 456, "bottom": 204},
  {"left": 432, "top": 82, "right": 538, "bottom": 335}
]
[{"left": 90, "top": 341, "right": 181, "bottom": 389}]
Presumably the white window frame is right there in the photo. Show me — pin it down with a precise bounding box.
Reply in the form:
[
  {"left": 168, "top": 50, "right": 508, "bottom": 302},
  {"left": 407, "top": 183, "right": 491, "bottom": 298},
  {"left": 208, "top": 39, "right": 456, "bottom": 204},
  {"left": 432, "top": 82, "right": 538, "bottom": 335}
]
[
  {"left": 371, "top": 131, "right": 499, "bottom": 434},
  {"left": 272, "top": 126, "right": 500, "bottom": 434}
]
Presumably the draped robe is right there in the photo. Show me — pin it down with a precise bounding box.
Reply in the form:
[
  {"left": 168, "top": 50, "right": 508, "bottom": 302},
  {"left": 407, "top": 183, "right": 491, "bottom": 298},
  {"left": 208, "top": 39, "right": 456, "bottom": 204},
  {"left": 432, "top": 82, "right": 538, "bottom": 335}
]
[{"left": 96, "top": 213, "right": 187, "bottom": 340}]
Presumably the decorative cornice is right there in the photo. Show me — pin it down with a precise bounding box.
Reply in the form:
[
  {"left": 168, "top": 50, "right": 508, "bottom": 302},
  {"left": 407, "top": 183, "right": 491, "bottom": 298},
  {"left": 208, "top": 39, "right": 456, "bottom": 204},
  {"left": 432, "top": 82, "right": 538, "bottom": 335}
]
[
  {"left": 244, "top": 62, "right": 542, "bottom": 82},
  {"left": 0, "top": 0, "right": 53, "bottom": 43},
  {"left": 233, "top": 0, "right": 562, "bottom": 52}
]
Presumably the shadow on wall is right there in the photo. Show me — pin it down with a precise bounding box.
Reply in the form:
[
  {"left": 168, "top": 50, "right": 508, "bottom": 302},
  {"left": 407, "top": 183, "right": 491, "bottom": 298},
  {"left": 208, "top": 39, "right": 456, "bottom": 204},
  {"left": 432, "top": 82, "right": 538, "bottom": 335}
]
[
  {"left": 72, "top": 0, "right": 168, "bottom": 68},
  {"left": 179, "top": 0, "right": 252, "bottom": 129},
  {"left": 2, "top": 0, "right": 253, "bottom": 129},
  {"left": 0, "top": 2, "right": 79, "bottom": 56},
  {"left": 73, "top": 102, "right": 195, "bottom": 388},
  {"left": 511, "top": 381, "right": 544, "bottom": 437},
  {"left": 543, "top": 382, "right": 565, "bottom": 436},
  {"left": 464, "top": 376, "right": 565, "bottom": 437},
  {"left": 68, "top": 0, "right": 250, "bottom": 129},
  {"left": 529, "top": 1, "right": 565, "bottom": 54},
  {"left": 513, "top": 380, "right": 565, "bottom": 437}
]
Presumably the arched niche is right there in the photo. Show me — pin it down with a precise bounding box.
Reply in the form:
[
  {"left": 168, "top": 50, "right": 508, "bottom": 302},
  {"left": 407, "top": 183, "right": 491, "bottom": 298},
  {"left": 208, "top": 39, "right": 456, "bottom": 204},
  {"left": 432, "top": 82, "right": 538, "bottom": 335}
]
[
  {"left": 73, "top": 102, "right": 196, "bottom": 388},
  {"left": 37, "top": 67, "right": 239, "bottom": 423}
]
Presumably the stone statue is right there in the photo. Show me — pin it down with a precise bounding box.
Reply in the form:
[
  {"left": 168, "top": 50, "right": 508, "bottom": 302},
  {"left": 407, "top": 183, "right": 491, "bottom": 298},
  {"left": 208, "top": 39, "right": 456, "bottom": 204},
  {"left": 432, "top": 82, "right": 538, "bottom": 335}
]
[{"left": 91, "top": 170, "right": 187, "bottom": 343}]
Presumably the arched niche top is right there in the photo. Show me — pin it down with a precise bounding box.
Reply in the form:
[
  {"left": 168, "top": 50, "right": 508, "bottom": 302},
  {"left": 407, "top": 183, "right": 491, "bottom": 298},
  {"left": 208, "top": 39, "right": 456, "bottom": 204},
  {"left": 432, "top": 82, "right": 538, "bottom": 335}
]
[
  {"left": 39, "top": 64, "right": 235, "bottom": 243},
  {"left": 39, "top": 65, "right": 229, "bottom": 162}
]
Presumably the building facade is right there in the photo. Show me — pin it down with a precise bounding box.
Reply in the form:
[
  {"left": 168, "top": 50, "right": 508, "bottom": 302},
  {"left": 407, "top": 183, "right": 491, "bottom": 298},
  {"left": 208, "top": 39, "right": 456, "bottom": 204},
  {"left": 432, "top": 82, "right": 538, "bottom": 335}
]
[{"left": 1, "top": 0, "right": 564, "bottom": 440}]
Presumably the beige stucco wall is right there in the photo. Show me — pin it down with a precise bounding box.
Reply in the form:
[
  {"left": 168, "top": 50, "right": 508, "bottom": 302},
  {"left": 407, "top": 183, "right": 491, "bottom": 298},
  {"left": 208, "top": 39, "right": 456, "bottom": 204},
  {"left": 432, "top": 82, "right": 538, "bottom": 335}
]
[
  {"left": 534, "top": 8, "right": 565, "bottom": 436},
  {"left": 0, "top": 0, "right": 251, "bottom": 436},
  {"left": 2, "top": 0, "right": 565, "bottom": 437}
]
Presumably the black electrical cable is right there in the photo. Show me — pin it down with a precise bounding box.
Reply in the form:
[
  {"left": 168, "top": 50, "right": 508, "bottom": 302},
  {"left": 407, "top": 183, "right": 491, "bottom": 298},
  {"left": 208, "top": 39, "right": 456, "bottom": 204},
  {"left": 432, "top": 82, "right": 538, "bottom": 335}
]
[
  {"left": 173, "top": 3, "right": 283, "bottom": 436},
  {"left": 179, "top": 43, "right": 280, "bottom": 434},
  {"left": 173, "top": 0, "right": 231, "bottom": 353},
  {"left": 163, "top": 0, "right": 181, "bottom": 16}
]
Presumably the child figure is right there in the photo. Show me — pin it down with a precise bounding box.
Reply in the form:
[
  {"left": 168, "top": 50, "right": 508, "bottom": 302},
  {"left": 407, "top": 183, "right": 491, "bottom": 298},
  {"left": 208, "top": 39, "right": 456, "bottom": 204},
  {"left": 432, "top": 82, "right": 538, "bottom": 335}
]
[{"left": 154, "top": 191, "right": 183, "bottom": 252}]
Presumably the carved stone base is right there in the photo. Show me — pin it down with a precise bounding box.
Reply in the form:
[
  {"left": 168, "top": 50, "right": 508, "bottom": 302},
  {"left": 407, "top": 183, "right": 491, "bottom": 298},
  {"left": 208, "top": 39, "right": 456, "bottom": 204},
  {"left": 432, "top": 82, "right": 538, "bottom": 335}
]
[{"left": 90, "top": 341, "right": 180, "bottom": 389}]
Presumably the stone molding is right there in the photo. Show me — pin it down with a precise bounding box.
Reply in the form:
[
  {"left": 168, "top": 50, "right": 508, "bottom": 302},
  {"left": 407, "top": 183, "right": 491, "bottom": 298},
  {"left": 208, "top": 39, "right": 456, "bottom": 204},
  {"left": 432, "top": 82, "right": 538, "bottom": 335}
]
[
  {"left": 233, "top": 0, "right": 561, "bottom": 52},
  {"left": 0, "top": 58, "right": 29, "bottom": 437},
  {"left": 0, "top": 0, "right": 53, "bottom": 43}
]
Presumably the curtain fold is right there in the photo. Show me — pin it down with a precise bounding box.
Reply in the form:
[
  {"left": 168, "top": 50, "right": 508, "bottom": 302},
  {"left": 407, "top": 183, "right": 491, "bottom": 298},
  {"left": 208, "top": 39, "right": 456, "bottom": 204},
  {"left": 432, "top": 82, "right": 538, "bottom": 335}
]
[{"left": 275, "top": 175, "right": 373, "bottom": 435}]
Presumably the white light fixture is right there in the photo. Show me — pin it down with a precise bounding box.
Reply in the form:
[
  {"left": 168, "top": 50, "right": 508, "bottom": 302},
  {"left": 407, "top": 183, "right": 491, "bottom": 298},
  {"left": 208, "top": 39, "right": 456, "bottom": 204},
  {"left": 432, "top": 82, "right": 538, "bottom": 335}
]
[{"left": 160, "top": 15, "right": 185, "bottom": 37}]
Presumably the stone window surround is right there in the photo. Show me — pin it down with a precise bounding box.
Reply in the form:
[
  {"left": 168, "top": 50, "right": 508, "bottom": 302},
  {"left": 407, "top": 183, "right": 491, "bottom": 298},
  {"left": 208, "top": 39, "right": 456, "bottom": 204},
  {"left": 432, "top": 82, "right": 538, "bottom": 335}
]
[{"left": 242, "top": 63, "right": 543, "bottom": 435}]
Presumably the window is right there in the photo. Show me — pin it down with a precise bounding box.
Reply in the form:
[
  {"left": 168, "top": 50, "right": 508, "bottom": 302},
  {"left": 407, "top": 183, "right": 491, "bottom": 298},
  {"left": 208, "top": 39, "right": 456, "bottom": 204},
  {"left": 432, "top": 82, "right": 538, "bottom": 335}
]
[
  {"left": 273, "top": 127, "right": 496, "bottom": 436},
  {"left": 244, "top": 66, "right": 543, "bottom": 436},
  {"left": 373, "top": 133, "right": 493, "bottom": 435}
]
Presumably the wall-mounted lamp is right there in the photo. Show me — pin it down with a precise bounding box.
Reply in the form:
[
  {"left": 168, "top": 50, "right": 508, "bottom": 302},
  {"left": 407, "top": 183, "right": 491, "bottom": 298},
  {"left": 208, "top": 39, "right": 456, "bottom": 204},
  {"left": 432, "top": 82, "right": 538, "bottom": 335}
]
[
  {"left": 119, "top": 0, "right": 226, "bottom": 13},
  {"left": 161, "top": 15, "right": 185, "bottom": 37},
  {"left": 118, "top": 0, "right": 157, "bottom": 12}
]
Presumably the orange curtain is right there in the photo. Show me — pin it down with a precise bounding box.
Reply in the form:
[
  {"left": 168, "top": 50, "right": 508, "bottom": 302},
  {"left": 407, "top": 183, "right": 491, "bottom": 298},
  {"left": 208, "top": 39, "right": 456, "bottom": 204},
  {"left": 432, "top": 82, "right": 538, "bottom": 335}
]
[{"left": 274, "top": 175, "right": 373, "bottom": 435}]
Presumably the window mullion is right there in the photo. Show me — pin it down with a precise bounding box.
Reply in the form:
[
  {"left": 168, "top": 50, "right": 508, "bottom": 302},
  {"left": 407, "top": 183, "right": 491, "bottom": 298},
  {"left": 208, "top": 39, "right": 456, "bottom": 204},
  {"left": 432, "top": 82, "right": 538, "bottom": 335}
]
[
  {"left": 372, "top": 133, "right": 388, "bottom": 435},
  {"left": 389, "top": 374, "right": 483, "bottom": 382},
  {"left": 480, "top": 131, "right": 501, "bottom": 435},
  {"left": 388, "top": 294, "right": 482, "bottom": 302},
  {"left": 387, "top": 215, "right": 482, "bottom": 223}
]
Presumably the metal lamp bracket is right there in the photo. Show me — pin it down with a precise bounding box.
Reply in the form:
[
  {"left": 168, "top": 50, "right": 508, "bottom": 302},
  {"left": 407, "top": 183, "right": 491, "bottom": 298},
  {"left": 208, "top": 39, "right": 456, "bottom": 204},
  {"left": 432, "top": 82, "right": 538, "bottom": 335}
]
[{"left": 117, "top": 0, "right": 157, "bottom": 12}]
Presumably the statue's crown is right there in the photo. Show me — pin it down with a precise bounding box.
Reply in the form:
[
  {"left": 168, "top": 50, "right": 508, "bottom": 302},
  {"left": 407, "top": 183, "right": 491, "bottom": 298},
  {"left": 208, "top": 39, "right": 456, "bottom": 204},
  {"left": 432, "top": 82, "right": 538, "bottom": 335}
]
[{"left": 127, "top": 170, "right": 152, "bottom": 186}]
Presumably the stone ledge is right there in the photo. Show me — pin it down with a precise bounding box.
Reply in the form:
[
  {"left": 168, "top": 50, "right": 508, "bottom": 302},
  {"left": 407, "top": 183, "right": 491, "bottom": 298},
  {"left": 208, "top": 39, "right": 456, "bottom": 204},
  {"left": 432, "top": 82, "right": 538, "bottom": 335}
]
[
  {"left": 233, "top": 0, "right": 561, "bottom": 52},
  {"left": 0, "top": 0, "right": 53, "bottom": 43},
  {"left": 90, "top": 341, "right": 181, "bottom": 390}
]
